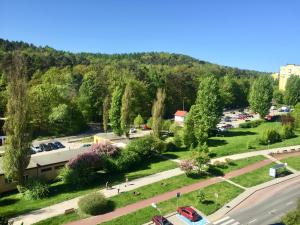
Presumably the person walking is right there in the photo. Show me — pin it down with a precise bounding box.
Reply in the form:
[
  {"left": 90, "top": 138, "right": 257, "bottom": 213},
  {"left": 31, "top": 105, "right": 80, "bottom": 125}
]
[{"left": 117, "top": 185, "right": 120, "bottom": 194}]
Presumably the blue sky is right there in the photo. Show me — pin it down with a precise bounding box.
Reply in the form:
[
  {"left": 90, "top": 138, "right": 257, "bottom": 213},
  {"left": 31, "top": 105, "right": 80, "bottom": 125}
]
[{"left": 1, "top": 0, "right": 299, "bottom": 72}]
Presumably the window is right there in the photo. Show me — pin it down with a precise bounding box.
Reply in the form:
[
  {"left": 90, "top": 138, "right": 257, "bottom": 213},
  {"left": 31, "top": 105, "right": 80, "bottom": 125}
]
[
  {"left": 54, "top": 165, "right": 64, "bottom": 170},
  {"left": 4, "top": 178, "right": 13, "bottom": 184},
  {"left": 24, "top": 175, "right": 29, "bottom": 181},
  {"left": 41, "top": 167, "right": 52, "bottom": 173}
]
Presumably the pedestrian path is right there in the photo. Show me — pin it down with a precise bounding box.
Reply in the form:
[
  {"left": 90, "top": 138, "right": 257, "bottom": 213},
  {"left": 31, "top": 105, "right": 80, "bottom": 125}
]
[
  {"left": 11, "top": 145, "right": 300, "bottom": 225},
  {"left": 65, "top": 159, "right": 273, "bottom": 225},
  {"left": 12, "top": 168, "right": 184, "bottom": 225}
]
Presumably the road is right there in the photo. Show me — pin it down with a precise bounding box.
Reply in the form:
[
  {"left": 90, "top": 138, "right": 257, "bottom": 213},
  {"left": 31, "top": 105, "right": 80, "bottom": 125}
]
[{"left": 213, "top": 181, "right": 300, "bottom": 225}]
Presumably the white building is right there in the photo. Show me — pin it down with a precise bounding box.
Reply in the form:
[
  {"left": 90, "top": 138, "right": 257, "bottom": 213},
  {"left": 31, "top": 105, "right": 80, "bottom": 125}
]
[{"left": 174, "top": 110, "right": 188, "bottom": 125}]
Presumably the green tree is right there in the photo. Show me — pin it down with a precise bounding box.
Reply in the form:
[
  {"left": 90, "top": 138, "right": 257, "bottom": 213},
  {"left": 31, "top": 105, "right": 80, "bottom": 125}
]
[
  {"left": 184, "top": 75, "right": 223, "bottom": 146},
  {"left": 3, "top": 53, "right": 32, "bottom": 186},
  {"left": 293, "top": 103, "right": 300, "bottom": 129},
  {"left": 151, "top": 88, "right": 166, "bottom": 138},
  {"left": 134, "top": 114, "right": 144, "bottom": 128},
  {"left": 109, "top": 86, "right": 123, "bottom": 136},
  {"left": 249, "top": 75, "right": 273, "bottom": 118},
  {"left": 102, "top": 96, "right": 110, "bottom": 133},
  {"left": 273, "top": 89, "right": 284, "bottom": 104},
  {"left": 219, "top": 75, "right": 236, "bottom": 108},
  {"left": 192, "top": 144, "right": 210, "bottom": 173},
  {"left": 284, "top": 75, "right": 300, "bottom": 106},
  {"left": 121, "top": 82, "right": 133, "bottom": 137}
]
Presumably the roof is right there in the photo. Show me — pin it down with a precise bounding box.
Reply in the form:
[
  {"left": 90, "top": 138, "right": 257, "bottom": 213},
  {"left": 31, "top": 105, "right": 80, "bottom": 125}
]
[
  {"left": 0, "top": 147, "right": 89, "bottom": 175},
  {"left": 174, "top": 110, "right": 188, "bottom": 117}
]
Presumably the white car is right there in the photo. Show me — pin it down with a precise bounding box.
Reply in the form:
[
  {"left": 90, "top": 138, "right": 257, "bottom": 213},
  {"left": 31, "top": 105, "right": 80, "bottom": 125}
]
[
  {"left": 31, "top": 145, "right": 41, "bottom": 153},
  {"left": 129, "top": 128, "right": 137, "bottom": 134}
]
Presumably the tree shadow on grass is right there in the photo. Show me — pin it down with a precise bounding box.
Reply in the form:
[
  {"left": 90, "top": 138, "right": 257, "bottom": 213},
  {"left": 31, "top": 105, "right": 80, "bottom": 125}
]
[
  {"left": 207, "top": 139, "right": 227, "bottom": 147},
  {"left": 0, "top": 198, "right": 19, "bottom": 206},
  {"left": 207, "top": 166, "right": 225, "bottom": 177},
  {"left": 223, "top": 130, "right": 257, "bottom": 137},
  {"left": 201, "top": 199, "right": 214, "bottom": 205}
]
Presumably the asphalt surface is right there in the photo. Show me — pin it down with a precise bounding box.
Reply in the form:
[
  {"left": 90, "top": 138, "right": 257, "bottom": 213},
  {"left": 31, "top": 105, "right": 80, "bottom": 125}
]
[{"left": 214, "top": 182, "right": 300, "bottom": 225}]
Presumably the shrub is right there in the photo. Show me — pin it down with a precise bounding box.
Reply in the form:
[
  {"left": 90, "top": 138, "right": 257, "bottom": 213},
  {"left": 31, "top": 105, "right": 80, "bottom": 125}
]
[
  {"left": 280, "top": 124, "right": 295, "bottom": 139},
  {"left": 166, "top": 141, "right": 177, "bottom": 152},
  {"left": 90, "top": 142, "right": 120, "bottom": 158},
  {"left": 259, "top": 128, "right": 281, "bottom": 145},
  {"left": 239, "top": 119, "right": 264, "bottom": 128},
  {"left": 162, "top": 120, "right": 172, "bottom": 131},
  {"left": 0, "top": 215, "right": 8, "bottom": 225},
  {"left": 125, "top": 135, "right": 165, "bottom": 158},
  {"left": 67, "top": 151, "right": 100, "bottom": 170},
  {"left": 180, "top": 159, "right": 195, "bottom": 174},
  {"left": 59, "top": 166, "right": 96, "bottom": 187},
  {"left": 78, "top": 193, "right": 111, "bottom": 215},
  {"left": 22, "top": 177, "right": 49, "bottom": 200},
  {"left": 213, "top": 160, "right": 227, "bottom": 168},
  {"left": 114, "top": 149, "right": 141, "bottom": 171},
  {"left": 146, "top": 117, "right": 153, "bottom": 129}
]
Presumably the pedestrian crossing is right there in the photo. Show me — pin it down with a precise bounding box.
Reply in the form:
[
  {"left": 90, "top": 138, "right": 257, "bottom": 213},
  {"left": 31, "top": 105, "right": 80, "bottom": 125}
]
[{"left": 212, "top": 216, "right": 240, "bottom": 225}]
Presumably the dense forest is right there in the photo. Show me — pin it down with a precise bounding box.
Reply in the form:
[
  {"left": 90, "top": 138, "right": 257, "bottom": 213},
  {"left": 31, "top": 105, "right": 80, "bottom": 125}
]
[{"left": 0, "top": 38, "right": 268, "bottom": 136}]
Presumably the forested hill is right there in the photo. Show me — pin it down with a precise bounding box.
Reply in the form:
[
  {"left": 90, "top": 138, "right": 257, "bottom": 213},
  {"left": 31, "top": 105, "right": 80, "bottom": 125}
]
[{"left": 0, "top": 38, "right": 268, "bottom": 137}]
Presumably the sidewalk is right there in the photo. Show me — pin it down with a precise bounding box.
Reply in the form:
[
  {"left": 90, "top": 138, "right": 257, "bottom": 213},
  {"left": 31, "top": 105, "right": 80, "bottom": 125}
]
[
  {"left": 65, "top": 159, "right": 273, "bottom": 225},
  {"left": 11, "top": 145, "right": 300, "bottom": 225},
  {"left": 12, "top": 168, "right": 184, "bottom": 225},
  {"left": 210, "top": 144, "right": 300, "bottom": 163}
]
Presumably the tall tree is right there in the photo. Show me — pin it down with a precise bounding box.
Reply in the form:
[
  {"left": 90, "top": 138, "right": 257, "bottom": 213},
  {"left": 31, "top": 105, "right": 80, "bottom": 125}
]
[
  {"left": 284, "top": 75, "right": 300, "bottom": 106},
  {"left": 184, "top": 75, "right": 223, "bottom": 146},
  {"left": 293, "top": 103, "right": 300, "bottom": 129},
  {"left": 109, "top": 86, "right": 123, "bottom": 136},
  {"left": 152, "top": 88, "right": 166, "bottom": 138},
  {"left": 3, "top": 53, "right": 32, "bottom": 186},
  {"left": 102, "top": 96, "right": 110, "bottom": 133},
  {"left": 249, "top": 75, "right": 273, "bottom": 118},
  {"left": 121, "top": 82, "right": 133, "bottom": 137}
]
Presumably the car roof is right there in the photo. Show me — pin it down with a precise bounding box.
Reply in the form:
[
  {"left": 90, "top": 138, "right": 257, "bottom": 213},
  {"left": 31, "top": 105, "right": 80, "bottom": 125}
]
[{"left": 181, "top": 206, "right": 195, "bottom": 212}]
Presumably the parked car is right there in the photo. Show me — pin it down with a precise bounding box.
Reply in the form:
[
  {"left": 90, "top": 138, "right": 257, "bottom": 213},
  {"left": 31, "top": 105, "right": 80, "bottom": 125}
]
[
  {"left": 177, "top": 206, "right": 202, "bottom": 222},
  {"left": 152, "top": 216, "right": 173, "bottom": 225},
  {"left": 82, "top": 143, "right": 92, "bottom": 148},
  {"left": 130, "top": 128, "right": 137, "bottom": 134},
  {"left": 31, "top": 145, "right": 42, "bottom": 153},
  {"left": 224, "top": 117, "right": 231, "bottom": 122},
  {"left": 54, "top": 141, "right": 65, "bottom": 148},
  {"left": 48, "top": 142, "right": 59, "bottom": 150},
  {"left": 39, "top": 143, "right": 48, "bottom": 151}
]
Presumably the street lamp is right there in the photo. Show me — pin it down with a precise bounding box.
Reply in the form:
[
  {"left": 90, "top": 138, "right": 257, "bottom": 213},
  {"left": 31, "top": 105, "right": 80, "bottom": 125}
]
[{"left": 151, "top": 203, "right": 162, "bottom": 216}]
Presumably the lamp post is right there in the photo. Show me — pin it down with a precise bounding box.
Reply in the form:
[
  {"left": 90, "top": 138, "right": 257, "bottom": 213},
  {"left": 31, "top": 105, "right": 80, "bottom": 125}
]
[{"left": 151, "top": 203, "right": 162, "bottom": 216}]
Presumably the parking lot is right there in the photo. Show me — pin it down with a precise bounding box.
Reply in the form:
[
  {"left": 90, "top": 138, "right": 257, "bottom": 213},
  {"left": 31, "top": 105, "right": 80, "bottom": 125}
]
[{"left": 144, "top": 207, "right": 209, "bottom": 225}]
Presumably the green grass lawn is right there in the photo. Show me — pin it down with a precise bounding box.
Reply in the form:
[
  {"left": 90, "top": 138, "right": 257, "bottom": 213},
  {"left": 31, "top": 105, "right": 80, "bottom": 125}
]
[
  {"left": 33, "top": 212, "right": 83, "bottom": 225},
  {"left": 230, "top": 162, "right": 276, "bottom": 187},
  {"left": 281, "top": 156, "right": 300, "bottom": 171},
  {"left": 32, "top": 156, "right": 265, "bottom": 225},
  {"left": 213, "top": 155, "right": 266, "bottom": 174},
  {"left": 101, "top": 182, "right": 243, "bottom": 225},
  {"left": 0, "top": 157, "right": 178, "bottom": 218},
  {"left": 165, "top": 122, "right": 300, "bottom": 159}
]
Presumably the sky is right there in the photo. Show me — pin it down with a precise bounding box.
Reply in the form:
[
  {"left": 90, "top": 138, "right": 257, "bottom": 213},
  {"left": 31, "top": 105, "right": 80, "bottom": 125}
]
[{"left": 0, "top": 0, "right": 299, "bottom": 72}]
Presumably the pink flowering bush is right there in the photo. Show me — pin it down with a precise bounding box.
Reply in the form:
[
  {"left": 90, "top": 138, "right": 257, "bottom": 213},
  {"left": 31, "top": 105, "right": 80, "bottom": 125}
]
[
  {"left": 90, "top": 142, "right": 120, "bottom": 158},
  {"left": 67, "top": 151, "right": 100, "bottom": 169},
  {"left": 179, "top": 159, "right": 195, "bottom": 175}
]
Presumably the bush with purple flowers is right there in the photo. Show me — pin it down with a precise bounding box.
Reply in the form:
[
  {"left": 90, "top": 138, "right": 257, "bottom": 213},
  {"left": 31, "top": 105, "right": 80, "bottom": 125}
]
[{"left": 90, "top": 142, "right": 120, "bottom": 158}]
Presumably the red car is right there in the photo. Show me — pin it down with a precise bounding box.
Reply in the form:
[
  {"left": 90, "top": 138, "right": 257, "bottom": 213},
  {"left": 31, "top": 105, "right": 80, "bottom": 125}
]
[
  {"left": 152, "top": 216, "right": 173, "bottom": 225},
  {"left": 177, "top": 206, "right": 202, "bottom": 222}
]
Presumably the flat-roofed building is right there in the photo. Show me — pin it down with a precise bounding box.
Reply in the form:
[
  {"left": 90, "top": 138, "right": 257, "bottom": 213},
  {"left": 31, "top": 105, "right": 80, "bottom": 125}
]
[
  {"left": 278, "top": 64, "right": 300, "bottom": 90},
  {"left": 0, "top": 147, "right": 90, "bottom": 193}
]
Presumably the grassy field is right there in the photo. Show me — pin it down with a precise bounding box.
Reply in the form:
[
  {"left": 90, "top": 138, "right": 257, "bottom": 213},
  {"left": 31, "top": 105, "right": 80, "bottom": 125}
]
[
  {"left": 101, "top": 182, "right": 243, "bottom": 225},
  {"left": 230, "top": 162, "right": 276, "bottom": 187},
  {"left": 165, "top": 122, "right": 300, "bottom": 159},
  {"left": 32, "top": 156, "right": 265, "bottom": 225},
  {"left": 0, "top": 157, "right": 177, "bottom": 218},
  {"left": 281, "top": 156, "right": 300, "bottom": 171}
]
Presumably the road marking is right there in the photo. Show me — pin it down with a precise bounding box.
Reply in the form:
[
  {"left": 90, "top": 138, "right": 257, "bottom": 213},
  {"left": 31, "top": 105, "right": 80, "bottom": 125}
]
[
  {"left": 248, "top": 218, "right": 257, "bottom": 224},
  {"left": 269, "top": 209, "right": 277, "bottom": 214},
  {"left": 220, "top": 219, "right": 235, "bottom": 225},
  {"left": 213, "top": 216, "right": 230, "bottom": 224},
  {"left": 286, "top": 201, "right": 294, "bottom": 206},
  {"left": 231, "top": 222, "right": 240, "bottom": 225}
]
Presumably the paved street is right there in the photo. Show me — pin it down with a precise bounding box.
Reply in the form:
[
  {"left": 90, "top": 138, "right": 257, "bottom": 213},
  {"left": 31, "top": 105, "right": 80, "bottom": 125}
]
[{"left": 227, "top": 180, "right": 300, "bottom": 225}]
